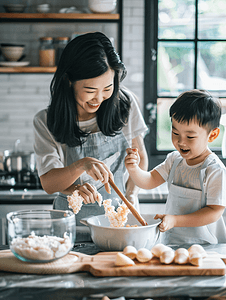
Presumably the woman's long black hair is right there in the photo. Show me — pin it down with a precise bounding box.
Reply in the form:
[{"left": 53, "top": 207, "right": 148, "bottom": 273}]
[{"left": 47, "top": 32, "right": 131, "bottom": 147}]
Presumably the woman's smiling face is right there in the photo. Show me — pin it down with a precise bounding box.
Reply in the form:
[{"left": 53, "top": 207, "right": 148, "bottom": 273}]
[
  {"left": 171, "top": 117, "right": 212, "bottom": 165},
  {"left": 72, "top": 68, "right": 115, "bottom": 121}
]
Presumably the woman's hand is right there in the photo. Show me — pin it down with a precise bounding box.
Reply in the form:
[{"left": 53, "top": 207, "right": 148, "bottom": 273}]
[
  {"left": 154, "top": 214, "right": 176, "bottom": 232},
  {"left": 41, "top": 156, "right": 113, "bottom": 195},
  {"left": 81, "top": 157, "right": 113, "bottom": 193},
  {"left": 125, "top": 148, "right": 140, "bottom": 171},
  {"left": 75, "top": 183, "right": 101, "bottom": 204}
]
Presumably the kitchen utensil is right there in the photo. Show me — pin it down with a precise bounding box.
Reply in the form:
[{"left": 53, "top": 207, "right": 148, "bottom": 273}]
[
  {"left": 3, "top": 150, "right": 36, "bottom": 172},
  {"left": 88, "top": 0, "right": 117, "bottom": 13},
  {"left": 109, "top": 178, "right": 148, "bottom": 226},
  {"left": 0, "top": 250, "right": 225, "bottom": 276},
  {"left": 80, "top": 214, "right": 160, "bottom": 251},
  {"left": 1, "top": 44, "right": 25, "bottom": 62},
  {"left": 7, "top": 209, "right": 76, "bottom": 263}
]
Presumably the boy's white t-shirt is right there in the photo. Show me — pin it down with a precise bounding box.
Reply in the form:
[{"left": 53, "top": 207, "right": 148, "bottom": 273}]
[
  {"left": 33, "top": 91, "right": 148, "bottom": 177},
  {"left": 155, "top": 150, "right": 226, "bottom": 207}
]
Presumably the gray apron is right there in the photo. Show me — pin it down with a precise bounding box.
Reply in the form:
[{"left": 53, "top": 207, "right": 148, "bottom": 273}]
[
  {"left": 53, "top": 131, "right": 129, "bottom": 226},
  {"left": 162, "top": 154, "right": 226, "bottom": 245}
]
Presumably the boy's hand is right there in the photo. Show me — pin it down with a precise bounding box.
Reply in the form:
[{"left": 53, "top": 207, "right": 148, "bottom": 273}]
[
  {"left": 125, "top": 148, "right": 140, "bottom": 170},
  {"left": 154, "top": 214, "right": 176, "bottom": 232}
]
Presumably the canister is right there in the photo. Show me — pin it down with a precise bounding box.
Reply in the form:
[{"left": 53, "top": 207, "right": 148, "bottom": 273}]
[
  {"left": 55, "top": 37, "right": 69, "bottom": 65},
  {"left": 39, "top": 37, "right": 55, "bottom": 67}
]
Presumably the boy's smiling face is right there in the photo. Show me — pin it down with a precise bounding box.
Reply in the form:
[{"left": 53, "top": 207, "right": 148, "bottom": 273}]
[{"left": 171, "top": 117, "right": 213, "bottom": 165}]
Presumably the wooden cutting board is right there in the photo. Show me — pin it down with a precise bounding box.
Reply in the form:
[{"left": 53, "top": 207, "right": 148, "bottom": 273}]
[{"left": 0, "top": 250, "right": 225, "bottom": 276}]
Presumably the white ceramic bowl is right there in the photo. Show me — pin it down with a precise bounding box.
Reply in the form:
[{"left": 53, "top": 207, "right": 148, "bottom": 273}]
[
  {"left": 81, "top": 214, "right": 160, "bottom": 251},
  {"left": 7, "top": 209, "right": 76, "bottom": 263},
  {"left": 37, "top": 4, "right": 50, "bottom": 13},
  {"left": 88, "top": 0, "right": 117, "bottom": 13},
  {"left": 1, "top": 45, "right": 25, "bottom": 61}
]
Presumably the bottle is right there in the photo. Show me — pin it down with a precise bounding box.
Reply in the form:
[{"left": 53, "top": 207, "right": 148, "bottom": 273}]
[
  {"left": 55, "top": 37, "right": 69, "bottom": 65},
  {"left": 39, "top": 37, "right": 55, "bottom": 67}
]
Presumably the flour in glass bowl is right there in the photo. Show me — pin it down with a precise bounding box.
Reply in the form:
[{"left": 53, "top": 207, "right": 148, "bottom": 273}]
[{"left": 10, "top": 231, "right": 72, "bottom": 261}]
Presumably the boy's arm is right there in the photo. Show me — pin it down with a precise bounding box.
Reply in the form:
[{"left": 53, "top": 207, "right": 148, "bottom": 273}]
[
  {"left": 125, "top": 147, "right": 165, "bottom": 189},
  {"left": 128, "top": 167, "right": 165, "bottom": 190},
  {"left": 155, "top": 205, "right": 225, "bottom": 232},
  {"left": 125, "top": 135, "right": 149, "bottom": 208}
]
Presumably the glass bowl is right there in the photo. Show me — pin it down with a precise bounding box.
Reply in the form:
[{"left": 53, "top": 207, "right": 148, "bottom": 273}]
[{"left": 7, "top": 209, "right": 76, "bottom": 263}]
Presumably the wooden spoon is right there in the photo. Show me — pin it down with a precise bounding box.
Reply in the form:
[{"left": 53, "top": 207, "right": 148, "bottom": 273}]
[{"left": 108, "top": 178, "right": 148, "bottom": 226}]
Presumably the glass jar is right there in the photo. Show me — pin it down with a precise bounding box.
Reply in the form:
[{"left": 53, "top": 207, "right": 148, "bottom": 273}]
[
  {"left": 39, "top": 37, "right": 55, "bottom": 67},
  {"left": 55, "top": 37, "right": 69, "bottom": 65}
]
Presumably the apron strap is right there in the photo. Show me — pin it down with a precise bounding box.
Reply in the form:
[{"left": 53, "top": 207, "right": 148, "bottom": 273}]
[
  {"left": 199, "top": 153, "right": 216, "bottom": 208},
  {"left": 167, "top": 156, "right": 183, "bottom": 190}
]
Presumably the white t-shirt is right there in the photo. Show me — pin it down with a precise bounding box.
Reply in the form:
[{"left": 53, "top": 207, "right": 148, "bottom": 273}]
[
  {"left": 155, "top": 151, "right": 226, "bottom": 207},
  {"left": 33, "top": 90, "right": 148, "bottom": 177}
]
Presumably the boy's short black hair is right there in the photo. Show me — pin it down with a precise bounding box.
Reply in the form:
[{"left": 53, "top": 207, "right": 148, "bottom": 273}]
[{"left": 169, "top": 89, "right": 222, "bottom": 132}]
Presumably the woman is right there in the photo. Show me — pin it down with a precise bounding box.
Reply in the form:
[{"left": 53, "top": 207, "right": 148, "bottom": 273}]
[{"left": 33, "top": 32, "right": 148, "bottom": 229}]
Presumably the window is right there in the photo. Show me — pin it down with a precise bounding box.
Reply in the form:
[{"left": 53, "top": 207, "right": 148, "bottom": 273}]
[{"left": 144, "top": 0, "right": 226, "bottom": 167}]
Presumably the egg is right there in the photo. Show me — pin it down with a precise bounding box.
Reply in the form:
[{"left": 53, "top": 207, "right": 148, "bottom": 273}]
[
  {"left": 151, "top": 243, "right": 171, "bottom": 257},
  {"left": 189, "top": 252, "right": 203, "bottom": 266},
  {"left": 174, "top": 248, "right": 189, "bottom": 264},
  {"left": 160, "top": 249, "right": 175, "bottom": 264},
  {"left": 123, "top": 245, "right": 137, "bottom": 260},
  {"left": 188, "top": 244, "right": 207, "bottom": 258},
  {"left": 136, "top": 248, "right": 153, "bottom": 262}
]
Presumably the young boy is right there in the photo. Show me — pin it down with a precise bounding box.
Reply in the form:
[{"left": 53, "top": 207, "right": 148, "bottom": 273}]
[{"left": 125, "top": 89, "right": 226, "bottom": 245}]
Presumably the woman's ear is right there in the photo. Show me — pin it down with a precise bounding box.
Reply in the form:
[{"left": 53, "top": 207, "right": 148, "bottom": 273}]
[{"left": 208, "top": 127, "right": 220, "bottom": 143}]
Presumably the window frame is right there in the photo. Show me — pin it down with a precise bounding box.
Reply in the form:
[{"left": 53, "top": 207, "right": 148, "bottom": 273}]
[{"left": 143, "top": 0, "right": 225, "bottom": 169}]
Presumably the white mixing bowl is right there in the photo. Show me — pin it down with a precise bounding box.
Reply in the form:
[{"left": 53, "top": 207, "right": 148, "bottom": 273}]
[
  {"left": 88, "top": 0, "right": 117, "bottom": 13},
  {"left": 81, "top": 214, "right": 160, "bottom": 251}
]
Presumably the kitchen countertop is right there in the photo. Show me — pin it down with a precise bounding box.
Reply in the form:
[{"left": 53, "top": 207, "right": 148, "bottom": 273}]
[
  {"left": 0, "top": 182, "right": 168, "bottom": 204},
  {"left": 0, "top": 243, "right": 226, "bottom": 300},
  {"left": 0, "top": 189, "right": 57, "bottom": 204}
]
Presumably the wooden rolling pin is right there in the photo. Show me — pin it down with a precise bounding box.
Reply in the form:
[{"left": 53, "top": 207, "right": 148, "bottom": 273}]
[{"left": 108, "top": 178, "right": 148, "bottom": 226}]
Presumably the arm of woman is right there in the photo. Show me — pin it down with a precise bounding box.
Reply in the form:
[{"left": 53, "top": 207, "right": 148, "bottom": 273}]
[
  {"left": 125, "top": 134, "right": 148, "bottom": 208},
  {"left": 40, "top": 157, "right": 113, "bottom": 195}
]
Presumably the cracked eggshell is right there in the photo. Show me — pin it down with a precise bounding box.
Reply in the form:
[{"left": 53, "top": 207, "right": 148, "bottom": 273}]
[
  {"left": 136, "top": 248, "right": 153, "bottom": 262},
  {"left": 160, "top": 249, "right": 175, "bottom": 264},
  {"left": 115, "top": 252, "right": 135, "bottom": 267},
  {"left": 151, "top": 244, "right": 171, "bottom": 257},
  {"left": 174, "top": 248, "right": 189, "bottom": 264},
  {"left": 188, "top": 244, "right": 207, "bottom": 258},
  {"left": 189, "top": 252, "right": 203, "bottom": 266},
  {"left": 123, "top": 245, "right": 137, "bottom": 260}
]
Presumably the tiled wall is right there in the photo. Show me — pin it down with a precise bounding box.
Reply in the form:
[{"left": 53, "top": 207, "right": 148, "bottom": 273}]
[{"left": 0, "top": 0, "right": 144, "bottom": 153}]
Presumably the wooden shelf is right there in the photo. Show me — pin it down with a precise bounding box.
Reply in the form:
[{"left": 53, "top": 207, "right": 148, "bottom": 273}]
[
  {"left": 0, "top": 66, "right": 57, "bottom": 73},
  {"left": 0, "top": 13, "right": 120, "bottom": 20},
  {"left": 0, "top": 3, "right": 122, "bottom": 74}
]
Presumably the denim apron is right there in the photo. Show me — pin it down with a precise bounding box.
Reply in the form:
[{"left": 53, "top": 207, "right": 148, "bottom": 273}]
[
  {"left": 162, "top": 154, "right": 226, "bottom": 245},
  {"left": 53, "top": 131, "right": 129, "bottom": 227}
]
